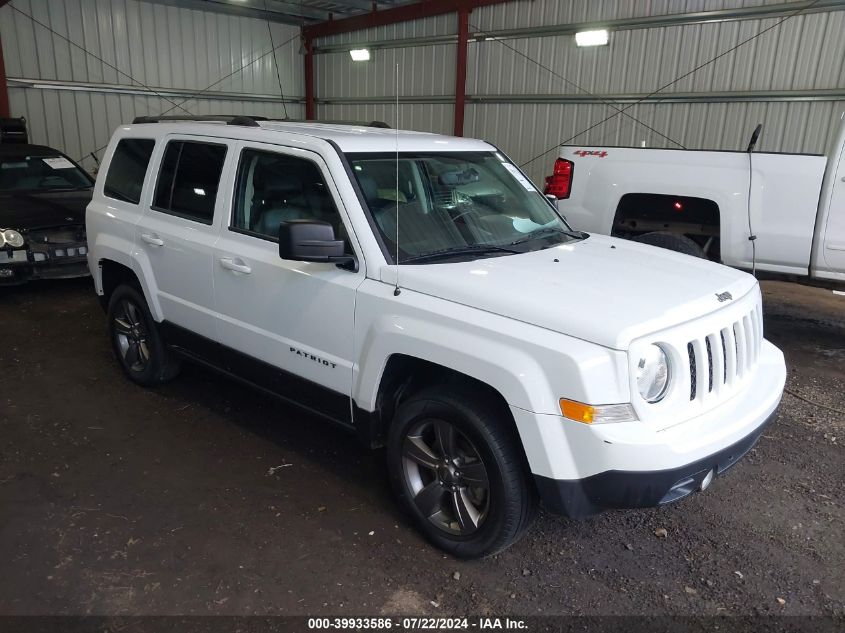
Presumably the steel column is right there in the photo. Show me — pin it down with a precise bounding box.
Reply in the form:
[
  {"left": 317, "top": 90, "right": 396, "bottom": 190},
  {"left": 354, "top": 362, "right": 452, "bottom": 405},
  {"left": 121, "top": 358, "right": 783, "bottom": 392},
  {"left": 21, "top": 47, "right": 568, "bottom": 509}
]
[
  {"left": 454, "top": 8, "right": 469, "bottom": 137},
  {"left": 304, "top": 38, "right": 315, "bottom": 120},
  {"left": 0, "top": 32, "right": 8, "bottom": 117}
]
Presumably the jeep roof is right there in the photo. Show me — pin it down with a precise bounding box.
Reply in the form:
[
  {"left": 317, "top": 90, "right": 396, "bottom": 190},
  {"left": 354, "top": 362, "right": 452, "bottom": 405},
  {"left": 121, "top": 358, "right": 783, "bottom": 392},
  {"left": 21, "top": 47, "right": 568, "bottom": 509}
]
[{"left": 125, "top": 120, "right": 495, "bottom": 153}]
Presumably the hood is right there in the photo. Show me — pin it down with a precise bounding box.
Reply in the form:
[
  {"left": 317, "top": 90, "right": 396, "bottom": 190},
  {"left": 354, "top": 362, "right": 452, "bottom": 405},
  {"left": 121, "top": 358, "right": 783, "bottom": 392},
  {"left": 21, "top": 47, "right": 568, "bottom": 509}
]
[
  {"left": 0, "top": 189, "right": 92, "bottom": 230},
  {"left": 380, "top": 234, "right": 758, "bottom": 350}
]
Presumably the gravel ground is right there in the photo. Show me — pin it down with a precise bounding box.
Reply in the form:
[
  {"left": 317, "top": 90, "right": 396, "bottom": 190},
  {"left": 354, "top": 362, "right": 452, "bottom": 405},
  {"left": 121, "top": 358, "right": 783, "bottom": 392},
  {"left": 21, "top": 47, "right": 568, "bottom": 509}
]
[{"left": 0, "top": 278, "right": 842, "bottom": 617}]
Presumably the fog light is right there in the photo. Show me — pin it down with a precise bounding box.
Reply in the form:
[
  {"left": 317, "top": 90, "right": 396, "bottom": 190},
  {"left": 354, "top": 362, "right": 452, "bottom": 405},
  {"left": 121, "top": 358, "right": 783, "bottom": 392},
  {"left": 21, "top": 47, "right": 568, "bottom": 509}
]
[{"left": 700, "top": 469, "right": 715, "bottom": 491}]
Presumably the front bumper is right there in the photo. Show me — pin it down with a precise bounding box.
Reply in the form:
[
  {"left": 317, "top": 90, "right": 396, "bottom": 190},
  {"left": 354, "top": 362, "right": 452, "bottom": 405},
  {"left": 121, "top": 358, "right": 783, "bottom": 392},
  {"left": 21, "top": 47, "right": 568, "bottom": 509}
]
[
  {"left": 0, "top": 244, "right": 90, "bottom": 285},
  {"left": 534, "top": 410, "right": 773, "bottom": 518},
  {"left": 511, "top": 339, "right": 786, "bottom": 518}
]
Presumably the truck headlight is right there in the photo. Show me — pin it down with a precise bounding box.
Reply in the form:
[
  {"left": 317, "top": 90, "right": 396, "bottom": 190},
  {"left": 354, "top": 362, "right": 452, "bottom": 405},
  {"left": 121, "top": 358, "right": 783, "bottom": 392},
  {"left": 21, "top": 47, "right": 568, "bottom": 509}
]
[
  {"left": 1, "top": 229, "right": 24, "bottom": 248},
  {"left": 636, "top": 344, "right": 670, "bottom": 403}
]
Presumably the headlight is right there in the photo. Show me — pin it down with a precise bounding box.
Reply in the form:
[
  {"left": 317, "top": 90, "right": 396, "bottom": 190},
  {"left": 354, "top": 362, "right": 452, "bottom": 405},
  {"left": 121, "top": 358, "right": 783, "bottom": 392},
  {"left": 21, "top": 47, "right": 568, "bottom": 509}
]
[
  {"left": 635, "top": 344, "right": 670, "bottom": 403},
  {"left": 1, "top": 229, "right": 24, "bottom": 248}
]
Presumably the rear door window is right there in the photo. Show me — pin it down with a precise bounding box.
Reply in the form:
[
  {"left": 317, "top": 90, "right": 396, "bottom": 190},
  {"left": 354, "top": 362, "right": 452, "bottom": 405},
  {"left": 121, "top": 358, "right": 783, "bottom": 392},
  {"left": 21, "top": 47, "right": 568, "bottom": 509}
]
[
  {"left": 153, "top": 141, "right": 227, "bottom": 224},
  {"left": 103, "top": 139, "right": 155, "bottom": 204}
]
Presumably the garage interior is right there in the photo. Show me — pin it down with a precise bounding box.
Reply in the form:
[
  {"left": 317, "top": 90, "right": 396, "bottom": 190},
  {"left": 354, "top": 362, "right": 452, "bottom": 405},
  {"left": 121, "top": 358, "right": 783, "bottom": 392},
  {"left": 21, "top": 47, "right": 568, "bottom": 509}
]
[{"left": 1, "top": 0, "right": 844, "bottom": 621}]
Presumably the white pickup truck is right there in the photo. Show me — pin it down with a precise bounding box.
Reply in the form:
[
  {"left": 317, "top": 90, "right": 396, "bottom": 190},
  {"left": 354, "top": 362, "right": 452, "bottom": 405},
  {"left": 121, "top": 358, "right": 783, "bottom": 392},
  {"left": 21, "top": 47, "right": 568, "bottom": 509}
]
[
  {"left": 546, "top": 112, "right": 845, "bottom": 288},
  {"left": 87, "top": 117, "right": 785, "bottom": 557}
]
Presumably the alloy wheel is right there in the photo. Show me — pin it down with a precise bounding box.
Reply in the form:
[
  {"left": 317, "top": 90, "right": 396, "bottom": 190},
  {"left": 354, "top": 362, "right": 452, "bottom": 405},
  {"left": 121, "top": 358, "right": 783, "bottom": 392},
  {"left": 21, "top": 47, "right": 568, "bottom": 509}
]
[
  {"left": 402, "top": 418, "right": 490, "bottom": 535},
  {"left": 113, "top": 299, "right": 150, "bottom": 373}
]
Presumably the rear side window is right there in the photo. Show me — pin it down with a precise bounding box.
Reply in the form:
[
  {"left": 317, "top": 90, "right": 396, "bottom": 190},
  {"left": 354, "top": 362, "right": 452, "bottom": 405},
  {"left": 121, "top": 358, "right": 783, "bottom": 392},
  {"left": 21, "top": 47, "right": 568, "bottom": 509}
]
[
  {"left": 153, "top": 141, "right": 227, "bottom": 224},
  {"left": 103, "top": 139, "right": 155, "bottom": 204}
]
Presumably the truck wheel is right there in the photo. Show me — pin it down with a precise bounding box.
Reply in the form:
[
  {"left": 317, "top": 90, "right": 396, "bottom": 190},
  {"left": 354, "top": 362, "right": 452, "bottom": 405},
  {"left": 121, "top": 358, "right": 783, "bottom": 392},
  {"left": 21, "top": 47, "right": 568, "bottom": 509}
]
[
  {"left": 387, "top": 385, "right": 538, "bottom": 558},
  {"left": 633, "top": 231, "right": 705, "bottom": 258},
  {"left": 107, "top": 284, "right": 180, "bottom": 387}
]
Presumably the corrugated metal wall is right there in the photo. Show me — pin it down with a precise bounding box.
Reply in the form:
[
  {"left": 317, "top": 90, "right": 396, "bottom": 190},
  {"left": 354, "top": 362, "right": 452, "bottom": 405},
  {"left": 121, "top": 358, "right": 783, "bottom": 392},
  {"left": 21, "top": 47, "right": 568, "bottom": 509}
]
[
  {"left": 312, "top": 0, "right": 845, "bottom": 184},
  {"left": 0, "top": 0, "right": 303, "bottom": 171},
  {"left": 3, "top": 0, "right": 844, "bottom": 183},
  {"left": 314, "top": 14, "right": 457, "bottom": 133}
]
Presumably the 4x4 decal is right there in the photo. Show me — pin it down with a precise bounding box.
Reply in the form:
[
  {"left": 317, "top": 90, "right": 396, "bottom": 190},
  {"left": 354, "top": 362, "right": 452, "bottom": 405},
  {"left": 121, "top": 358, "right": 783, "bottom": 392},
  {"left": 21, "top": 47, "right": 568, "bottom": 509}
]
[{"left": 573, "top": 150, "right": 608, "bottom": 158}]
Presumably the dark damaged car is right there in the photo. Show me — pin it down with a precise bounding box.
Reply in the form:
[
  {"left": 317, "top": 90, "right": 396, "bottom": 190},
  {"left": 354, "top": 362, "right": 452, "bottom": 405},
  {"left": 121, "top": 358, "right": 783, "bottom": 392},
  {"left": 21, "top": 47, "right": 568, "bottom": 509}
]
[{"left": 0, "top": 144, "right": 93, "bottom": 285}]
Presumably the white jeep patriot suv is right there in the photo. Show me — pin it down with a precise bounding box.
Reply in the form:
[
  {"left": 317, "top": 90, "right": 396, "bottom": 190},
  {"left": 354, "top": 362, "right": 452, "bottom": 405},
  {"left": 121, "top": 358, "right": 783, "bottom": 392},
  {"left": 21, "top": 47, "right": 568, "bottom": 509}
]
[{"left": 86, "top": 116, "right": 786, "bottom": 558}]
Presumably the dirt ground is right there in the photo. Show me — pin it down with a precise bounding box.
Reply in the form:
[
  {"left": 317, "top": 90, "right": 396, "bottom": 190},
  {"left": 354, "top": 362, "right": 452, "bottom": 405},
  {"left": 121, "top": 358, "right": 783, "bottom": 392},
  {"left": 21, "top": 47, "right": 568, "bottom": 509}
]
[{"left": 0, "top": 278, "right": 842, "bottom": 617}]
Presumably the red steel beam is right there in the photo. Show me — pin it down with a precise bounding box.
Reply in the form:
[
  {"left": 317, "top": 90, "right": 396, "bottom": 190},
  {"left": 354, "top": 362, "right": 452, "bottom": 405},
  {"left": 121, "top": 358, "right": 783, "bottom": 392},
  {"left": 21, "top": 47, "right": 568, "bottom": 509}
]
[
  {"left": 453, "top": 7, "right": 469, "bottom": 137},
  {"left": 0, "top": 0, "right": 12, "bottom": 116},
  {"left": 303, "top": 0, "right": 510, "bottom": 40},
  {"left": 304, "top": 38, "right": 315, "bottom": 120}
]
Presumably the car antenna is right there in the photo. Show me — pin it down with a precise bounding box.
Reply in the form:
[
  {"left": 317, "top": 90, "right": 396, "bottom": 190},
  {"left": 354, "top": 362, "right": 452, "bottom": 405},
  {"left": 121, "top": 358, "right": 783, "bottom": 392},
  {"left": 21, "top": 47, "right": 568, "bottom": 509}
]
[
  {"left": 393, "top": 61, "right": 402, "bottom": 297},
  {"left": 746, "top": 123, "right": 762, "bottom": 277}
]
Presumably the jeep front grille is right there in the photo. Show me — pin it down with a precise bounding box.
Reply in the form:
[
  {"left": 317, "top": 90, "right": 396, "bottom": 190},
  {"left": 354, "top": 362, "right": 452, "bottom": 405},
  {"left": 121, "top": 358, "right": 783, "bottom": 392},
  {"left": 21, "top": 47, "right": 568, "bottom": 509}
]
[{"left": 686, "top": 303, "right": 762, "bottom": 402}]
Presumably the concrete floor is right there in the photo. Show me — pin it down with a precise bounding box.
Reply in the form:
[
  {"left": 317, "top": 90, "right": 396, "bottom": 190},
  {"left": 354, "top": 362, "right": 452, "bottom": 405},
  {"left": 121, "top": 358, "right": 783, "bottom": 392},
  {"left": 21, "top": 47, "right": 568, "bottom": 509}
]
[{"left": 0, "top": 278, "right": 842, "bottom": 616}]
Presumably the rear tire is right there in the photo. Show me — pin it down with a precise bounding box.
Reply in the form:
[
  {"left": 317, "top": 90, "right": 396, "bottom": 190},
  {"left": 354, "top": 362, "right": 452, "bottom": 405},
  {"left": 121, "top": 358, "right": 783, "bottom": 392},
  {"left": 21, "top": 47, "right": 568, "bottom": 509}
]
[
  {"left": 107, "top": 284, "right": 180, "bottom": 387},
  {"left": 387, "top": 384, "right": 538, "bottom": 558},
  {"left": 633, "top": 231, "right": 705, "bottom": 258}
]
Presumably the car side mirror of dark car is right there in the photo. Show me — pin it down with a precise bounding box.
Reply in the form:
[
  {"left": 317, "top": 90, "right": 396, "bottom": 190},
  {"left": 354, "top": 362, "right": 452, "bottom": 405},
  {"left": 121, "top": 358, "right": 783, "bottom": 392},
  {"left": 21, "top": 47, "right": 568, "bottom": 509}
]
[{"left": 278, "top": 220, "right": 358, "bottom": 272}]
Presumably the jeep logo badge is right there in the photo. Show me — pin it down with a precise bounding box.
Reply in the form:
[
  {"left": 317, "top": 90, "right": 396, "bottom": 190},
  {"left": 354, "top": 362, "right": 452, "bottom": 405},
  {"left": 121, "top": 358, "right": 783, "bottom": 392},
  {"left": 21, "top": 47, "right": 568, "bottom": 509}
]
[{"left": 716, "top": 291, "right": 733, "bottom": 302}]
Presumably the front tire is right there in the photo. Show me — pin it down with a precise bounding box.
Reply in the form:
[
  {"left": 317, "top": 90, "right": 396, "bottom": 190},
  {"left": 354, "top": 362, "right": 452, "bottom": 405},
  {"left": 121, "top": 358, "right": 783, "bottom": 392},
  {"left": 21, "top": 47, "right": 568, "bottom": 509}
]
[
  {"left": 107, "top": 284, "right": 180, "bottom": 387},
  {"left": 387, "top": 385, "right": 537, "bottom": 558}
]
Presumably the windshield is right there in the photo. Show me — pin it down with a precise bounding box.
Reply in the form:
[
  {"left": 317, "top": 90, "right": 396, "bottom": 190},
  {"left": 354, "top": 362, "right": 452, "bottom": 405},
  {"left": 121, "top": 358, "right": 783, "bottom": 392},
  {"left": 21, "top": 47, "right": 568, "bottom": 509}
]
[
  {"left": 0, "top": 154, "right": 93, "bottom": 192},
  {"left": 346, "top": 151, "right": 579, "bottom": 263}
]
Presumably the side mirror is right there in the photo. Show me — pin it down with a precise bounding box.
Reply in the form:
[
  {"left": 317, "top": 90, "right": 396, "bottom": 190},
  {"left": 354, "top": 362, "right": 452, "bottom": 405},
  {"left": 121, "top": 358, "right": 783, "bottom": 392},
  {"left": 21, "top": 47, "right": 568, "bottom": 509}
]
[{"left": 278, "top": 220, "right": 357, "bottom": 271}]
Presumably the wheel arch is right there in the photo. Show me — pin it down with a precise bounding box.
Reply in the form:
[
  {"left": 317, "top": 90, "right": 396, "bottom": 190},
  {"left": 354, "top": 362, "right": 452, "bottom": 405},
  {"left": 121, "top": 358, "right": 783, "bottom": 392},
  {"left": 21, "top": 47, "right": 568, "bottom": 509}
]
[
  {"left": 358, "top": 354, "right": 522, "bottom": 453},
  {"left": 97, "top": 257, "right": 159, "bottom": 319},
  {"left": 611, "top": 192, "right": 723, "bottom": 259}
]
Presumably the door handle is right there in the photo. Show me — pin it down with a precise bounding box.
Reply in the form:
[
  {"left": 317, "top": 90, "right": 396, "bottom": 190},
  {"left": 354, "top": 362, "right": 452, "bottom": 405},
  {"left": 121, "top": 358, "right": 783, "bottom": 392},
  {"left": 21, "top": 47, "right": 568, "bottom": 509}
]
[
  {"left": 219, "top": 257, "right": 252, "bottom": 274},
  {"left": 140, "top": 233, "right": 164, "bottom": 247}
]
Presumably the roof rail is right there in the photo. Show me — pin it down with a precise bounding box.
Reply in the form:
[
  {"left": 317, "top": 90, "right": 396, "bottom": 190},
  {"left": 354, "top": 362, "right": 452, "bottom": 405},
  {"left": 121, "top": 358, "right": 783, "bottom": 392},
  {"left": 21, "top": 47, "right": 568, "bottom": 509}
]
[
  {"left": 264, "top": 118, "right": 391, "bottom": 129},
  {"left": 131, "top": 115, "right": 264, "bottom": 127},
  {"left": 130, "top": 115, "right": 391, "bottom": 129}
]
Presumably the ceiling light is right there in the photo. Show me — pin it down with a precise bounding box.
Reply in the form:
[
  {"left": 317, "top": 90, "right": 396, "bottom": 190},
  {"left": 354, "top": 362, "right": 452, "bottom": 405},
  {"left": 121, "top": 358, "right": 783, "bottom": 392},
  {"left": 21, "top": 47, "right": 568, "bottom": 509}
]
[
  {"left": 349, "top": 48, "right": 371, "bottom": 61},
  {"left": 575, "top": 29, "right": 609, "bottom": 47}
]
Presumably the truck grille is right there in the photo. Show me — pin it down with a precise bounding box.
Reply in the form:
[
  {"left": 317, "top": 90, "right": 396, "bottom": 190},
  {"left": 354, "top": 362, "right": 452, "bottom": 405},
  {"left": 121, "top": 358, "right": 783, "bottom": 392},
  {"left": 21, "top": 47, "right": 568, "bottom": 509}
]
[{"left": 685, "top": 303, "right": 762, "bottom": 402}]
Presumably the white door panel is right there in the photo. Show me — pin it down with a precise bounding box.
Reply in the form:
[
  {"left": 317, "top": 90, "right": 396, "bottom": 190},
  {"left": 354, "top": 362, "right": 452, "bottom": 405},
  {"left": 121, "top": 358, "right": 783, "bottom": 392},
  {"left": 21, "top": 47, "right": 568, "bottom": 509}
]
[
  {"left": 135, "top": 211, "right": 219, "bottom": 339},
  {"left": 213, "top": 237, "right": 360, "bottom": 394},
  {"left": 135, "top": 136, "right": 233, "bottom": 340},
  {"left": 212, "top": 142, "right": 364, "bottom": 399}
]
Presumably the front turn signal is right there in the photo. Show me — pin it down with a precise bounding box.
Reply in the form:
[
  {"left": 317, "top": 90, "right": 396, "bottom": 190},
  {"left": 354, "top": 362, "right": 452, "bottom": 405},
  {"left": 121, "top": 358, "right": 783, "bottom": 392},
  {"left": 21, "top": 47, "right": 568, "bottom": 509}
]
[
  {"left": 559, "top": 399, "right": 638, "bottom": 424},
  {"left": 559, "top": 399, "right": 595, "bottom": 423}
]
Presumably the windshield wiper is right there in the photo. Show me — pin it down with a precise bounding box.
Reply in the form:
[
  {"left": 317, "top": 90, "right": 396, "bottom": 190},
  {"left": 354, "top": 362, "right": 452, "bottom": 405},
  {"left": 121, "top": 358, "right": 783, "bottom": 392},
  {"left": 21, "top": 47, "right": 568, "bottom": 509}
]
[
  {"left": 510, "top": 226, "right": 587, "bottom": 246},
  {"left": 401, "top": 244, "right": 521, "bottom": 264}
]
